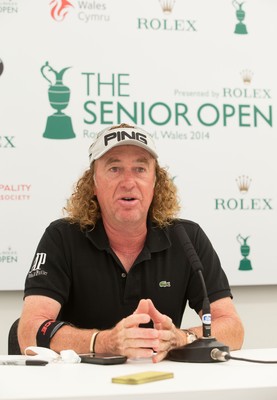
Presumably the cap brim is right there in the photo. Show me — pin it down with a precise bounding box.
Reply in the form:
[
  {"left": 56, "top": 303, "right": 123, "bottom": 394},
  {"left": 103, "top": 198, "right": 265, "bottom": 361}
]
[{"left": 94, "top": 139, "right": 158, "bottom": 160}]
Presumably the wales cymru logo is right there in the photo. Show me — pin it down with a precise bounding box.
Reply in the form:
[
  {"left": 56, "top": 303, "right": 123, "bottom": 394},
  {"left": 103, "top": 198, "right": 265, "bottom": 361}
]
[
  {"left": 50, "top": 0, "right": 74, "bottom": 22},
  {"left": 41, "top": 61, "right": 76, "bottom": 139}
]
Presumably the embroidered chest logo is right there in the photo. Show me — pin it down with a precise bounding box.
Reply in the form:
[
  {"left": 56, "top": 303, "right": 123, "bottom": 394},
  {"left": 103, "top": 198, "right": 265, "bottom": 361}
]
[{"left": 159, "top": 280, "right": 171, "bottom": 288}]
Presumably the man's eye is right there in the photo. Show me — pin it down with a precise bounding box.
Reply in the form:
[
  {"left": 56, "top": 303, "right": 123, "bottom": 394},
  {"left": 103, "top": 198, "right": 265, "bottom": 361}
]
[
  {"left": 136, "top": 167, "right": 146, "bottom": 173},
  {"left": 110, "top": 167, "right": 119, "bottom": 172}
]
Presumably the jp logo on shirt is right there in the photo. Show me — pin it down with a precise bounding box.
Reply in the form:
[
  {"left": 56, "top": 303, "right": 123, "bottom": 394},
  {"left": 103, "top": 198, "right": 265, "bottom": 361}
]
[{"left": 28, "top": 253, "right": 48, "bottom": 278}]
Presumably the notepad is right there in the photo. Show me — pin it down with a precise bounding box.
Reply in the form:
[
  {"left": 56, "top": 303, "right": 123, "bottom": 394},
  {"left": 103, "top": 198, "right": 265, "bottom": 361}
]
[{"left": 112, "top": 371, "right": 174, "bottom": 385}]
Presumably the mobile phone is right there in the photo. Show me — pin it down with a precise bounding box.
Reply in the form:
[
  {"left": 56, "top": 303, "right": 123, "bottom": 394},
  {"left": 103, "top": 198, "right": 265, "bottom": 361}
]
[{"left": 79, "top": 353, "right": 127, "bottom": 365}]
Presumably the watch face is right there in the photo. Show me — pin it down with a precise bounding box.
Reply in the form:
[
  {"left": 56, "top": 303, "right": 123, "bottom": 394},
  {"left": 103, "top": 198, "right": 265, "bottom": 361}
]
[
  {"left": 183, "top": 329, "right": 197, "bottom": 344},
  {"left": 187, "top": 332, "right": 197, "bottom": 344},
  {"left": 187, "top": 335, "right": 193, "bottom": 344}
]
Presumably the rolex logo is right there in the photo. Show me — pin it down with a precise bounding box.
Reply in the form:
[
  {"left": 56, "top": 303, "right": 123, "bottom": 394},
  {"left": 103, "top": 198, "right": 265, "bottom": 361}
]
[
  {"left": 159, "top": 0, "right": 175, "bottom": 14},
  {"left": 241, "top": 69, "right": 253, "bottom": 85},
  {"left": 215, "top": 176, "right": 273, "bottom": 211},
  {"left": 236, "top": 175, "right": 251, "bottom": 194}
]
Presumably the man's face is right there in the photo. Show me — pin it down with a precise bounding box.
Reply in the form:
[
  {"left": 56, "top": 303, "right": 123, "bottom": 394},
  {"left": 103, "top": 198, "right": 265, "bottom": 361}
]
[{"left": 93, "top": 145, "right": 156, "bottom": 228}]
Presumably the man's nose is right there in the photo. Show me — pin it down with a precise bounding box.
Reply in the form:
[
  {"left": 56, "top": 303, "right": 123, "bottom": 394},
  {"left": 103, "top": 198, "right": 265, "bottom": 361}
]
[{"left": 120, "top": 170, "right": 136, "bottom": 186}]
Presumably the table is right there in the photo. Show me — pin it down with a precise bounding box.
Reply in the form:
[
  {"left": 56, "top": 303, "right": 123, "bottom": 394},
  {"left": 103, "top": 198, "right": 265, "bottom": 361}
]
[{"left": 1, "top": 348, "right": 277, "bottom": 400}]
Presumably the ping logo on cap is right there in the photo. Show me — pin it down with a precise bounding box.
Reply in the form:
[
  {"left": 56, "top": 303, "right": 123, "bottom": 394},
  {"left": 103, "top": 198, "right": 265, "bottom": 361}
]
[
  {"left": 88, "top": 123, "right": 158, "bottom": 163},
  {"left": 104, "top": 130, "right": 148, "bottom": 147}
]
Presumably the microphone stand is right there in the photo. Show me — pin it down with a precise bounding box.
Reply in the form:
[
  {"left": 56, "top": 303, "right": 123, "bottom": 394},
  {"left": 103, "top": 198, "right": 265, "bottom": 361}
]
[{"left": 167, "top": 226, "right": 230, "bottom": 363}]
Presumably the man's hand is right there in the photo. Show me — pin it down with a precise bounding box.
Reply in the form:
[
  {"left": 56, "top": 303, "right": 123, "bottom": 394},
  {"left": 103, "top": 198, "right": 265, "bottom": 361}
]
[
  {"left": 134, "top": 299, "right": 186, "bottom": 362},
  {"left": 98, "top": 307, "right": 160, "bottom": 359},
  {"left": 96, "top": 299, "right": 185, "bottom": 362}
]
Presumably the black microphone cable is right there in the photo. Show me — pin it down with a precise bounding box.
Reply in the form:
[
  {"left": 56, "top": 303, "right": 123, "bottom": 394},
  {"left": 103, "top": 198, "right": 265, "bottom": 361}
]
[{"left": 211, "top": 348, "right": 277, "bottom": 364}]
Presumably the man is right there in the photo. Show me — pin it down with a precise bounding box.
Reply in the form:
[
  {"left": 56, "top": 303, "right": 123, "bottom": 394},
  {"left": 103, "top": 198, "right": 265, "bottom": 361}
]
[{"left": 18, "top": 123, "right": 244, "bottom": 362}]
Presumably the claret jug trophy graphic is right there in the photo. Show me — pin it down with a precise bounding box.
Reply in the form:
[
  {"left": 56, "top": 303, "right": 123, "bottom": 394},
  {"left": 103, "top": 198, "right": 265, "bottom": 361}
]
[
  {"left": 232, "top": 1, "right": 248, "bottom": 34},
  {"left": 41, "top": 61, "right": 75, "bottom": 139},
  {"left": 237, "top": 234, "right": 252, "bottom": 271}
]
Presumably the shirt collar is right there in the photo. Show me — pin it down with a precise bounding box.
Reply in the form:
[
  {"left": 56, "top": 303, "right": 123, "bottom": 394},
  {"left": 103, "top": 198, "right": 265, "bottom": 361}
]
[{"left": 85, "top": 218, "right": 171, "bottom": 253}]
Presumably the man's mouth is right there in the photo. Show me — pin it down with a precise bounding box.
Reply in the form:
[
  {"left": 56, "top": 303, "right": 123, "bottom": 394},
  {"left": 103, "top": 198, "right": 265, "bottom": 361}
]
[{"left": 122, "top": 197, "right": 135, "bottom": 201}]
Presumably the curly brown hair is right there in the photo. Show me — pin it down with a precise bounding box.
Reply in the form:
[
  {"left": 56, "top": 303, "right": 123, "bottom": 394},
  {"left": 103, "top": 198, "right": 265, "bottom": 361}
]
[{"left": 64, "top": 161, "right": 180, "bottom": 229}]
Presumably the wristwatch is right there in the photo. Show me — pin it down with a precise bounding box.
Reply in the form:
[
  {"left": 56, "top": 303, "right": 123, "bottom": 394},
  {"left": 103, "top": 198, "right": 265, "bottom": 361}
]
[{"left": 183, "top": 329, "right": 198, "bottom": 344}]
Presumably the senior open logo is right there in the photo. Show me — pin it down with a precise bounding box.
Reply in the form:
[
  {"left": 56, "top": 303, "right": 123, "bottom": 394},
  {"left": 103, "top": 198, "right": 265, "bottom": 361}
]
[{"left": 41, "top": 61, "right": 76, "bottom": 140}]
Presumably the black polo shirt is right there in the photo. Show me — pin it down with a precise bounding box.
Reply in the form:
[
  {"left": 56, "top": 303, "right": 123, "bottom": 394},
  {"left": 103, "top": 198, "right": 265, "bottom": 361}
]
[{"left": 24, "top": 218, "right": 232, "bottom": 329}]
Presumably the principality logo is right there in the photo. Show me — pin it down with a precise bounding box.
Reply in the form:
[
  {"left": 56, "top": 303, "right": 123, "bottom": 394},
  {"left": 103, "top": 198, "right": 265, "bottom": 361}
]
[{"left": 0, "top": 183, "right": 32, "bottom": 201}]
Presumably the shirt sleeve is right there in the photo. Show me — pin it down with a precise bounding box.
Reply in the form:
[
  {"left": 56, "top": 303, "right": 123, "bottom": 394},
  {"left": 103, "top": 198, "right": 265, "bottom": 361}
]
[{"left": 24, "top": 220, "right": 72, "bottom": 306}]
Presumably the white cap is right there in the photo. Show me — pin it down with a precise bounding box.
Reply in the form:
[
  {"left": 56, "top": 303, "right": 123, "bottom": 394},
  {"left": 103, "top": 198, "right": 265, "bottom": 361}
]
[{"left": 89, "top": 124, "right": 158, "bottom": 164}]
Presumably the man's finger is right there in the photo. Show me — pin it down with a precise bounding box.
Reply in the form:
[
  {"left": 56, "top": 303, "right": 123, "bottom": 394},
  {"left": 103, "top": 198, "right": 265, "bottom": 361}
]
[
  {"left": 147, "top": 299, "right": 172, "bottom": 328},
  {"left": 133, "top": 299, "right": 149, "bottom": 315},
  {"left": 123, "top": 313, "right": 151, "bottom": 328}
]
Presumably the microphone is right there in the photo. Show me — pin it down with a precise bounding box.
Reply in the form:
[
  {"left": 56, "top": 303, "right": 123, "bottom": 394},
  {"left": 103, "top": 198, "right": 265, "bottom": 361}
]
[{"left": 167, "top": 224, "right": 230, "bottom": 363}]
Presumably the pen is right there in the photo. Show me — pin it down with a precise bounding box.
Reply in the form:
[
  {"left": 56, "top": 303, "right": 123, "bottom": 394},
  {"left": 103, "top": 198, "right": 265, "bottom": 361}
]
[{"left": 0, "top": 359, "right": 48, "bottom": 366}]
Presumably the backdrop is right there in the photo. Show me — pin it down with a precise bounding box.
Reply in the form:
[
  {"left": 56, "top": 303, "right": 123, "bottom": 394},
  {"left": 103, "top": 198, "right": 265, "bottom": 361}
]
[{"left": 0, "top": 0, "right": 276, "bottom": 290}]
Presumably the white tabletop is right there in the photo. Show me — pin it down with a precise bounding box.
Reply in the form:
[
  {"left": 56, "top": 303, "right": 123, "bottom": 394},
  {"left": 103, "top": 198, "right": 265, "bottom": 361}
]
[{"left": 1, "top": 348, "right": 277, "bottom": 400}]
